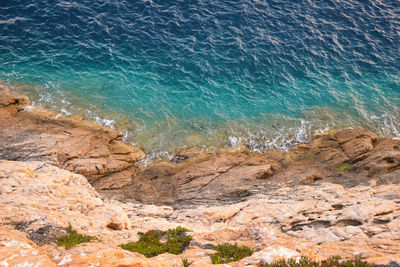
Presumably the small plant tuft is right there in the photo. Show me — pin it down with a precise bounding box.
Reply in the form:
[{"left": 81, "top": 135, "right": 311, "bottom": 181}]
[
  {"left": 258, "top": 255, "right": 375, "bottom": 267},
  {"left": 182, "top": 258, "right": 193, "bottom": 267},
  {"left": 335, "top": 163, "right": 351, "bottom": 171},
  {"left": 119, "top": 226, "right": 192, "bottom": 258},
  {"left": 56, "top": 224, "right": 98, "bottom": 249},
  {"left": 210, "top": 243, "right": 254, "bottom": 264}
]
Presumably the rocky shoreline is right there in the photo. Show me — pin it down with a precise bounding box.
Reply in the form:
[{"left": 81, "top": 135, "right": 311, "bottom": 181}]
[{"left": 0, "top": 84, "right": 399, "bottom": 266}]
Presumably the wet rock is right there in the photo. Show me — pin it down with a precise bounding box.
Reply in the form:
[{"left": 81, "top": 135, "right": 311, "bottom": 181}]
[
  {"left": 0, "top": 84, "right": 31, "bottom": 109},
  {"left": 0, "top": 88, "right": 145, "bottom": 188},
  {"left": 171, "top": 154, "right": 190, "bottom": 163}
]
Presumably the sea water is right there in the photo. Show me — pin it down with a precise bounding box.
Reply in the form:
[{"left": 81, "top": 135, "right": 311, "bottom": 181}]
[{"left": 1, "top": 0, "right": 399, "bottom": 159}]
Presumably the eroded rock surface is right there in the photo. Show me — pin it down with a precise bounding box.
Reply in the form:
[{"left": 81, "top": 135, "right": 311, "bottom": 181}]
[
  {"left": 108, "top": 128, "right": 400, "bottom": 206},
  {"left": 1, "top": 160, "right": 399, "bottom": 266}
]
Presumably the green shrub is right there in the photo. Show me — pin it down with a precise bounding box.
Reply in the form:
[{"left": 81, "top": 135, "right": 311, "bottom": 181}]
[
  {"left": 210, "top": 243, "right": 254, "bottom": 264},
  {"left": 119, "top": 226, "right": 192, "bottom": 258},
  {"left": 165, "top": 226, "right": 192, "bottom": 255},
  {"left": 56, "top": 224, "right": 98, "bottom": 249},
  {"left": 120, "top": 232, "right": 166, "bottom": 258},
  {"left": 259, "top": 255, "right": 374, "bottom": 267},
  {"left": 335, "top": 163, "right": 351, "bottom": 171}
]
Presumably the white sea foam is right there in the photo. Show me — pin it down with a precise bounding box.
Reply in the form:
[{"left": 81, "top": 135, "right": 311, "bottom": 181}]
[
  {"left": 228, "top": 136, "right": 239, "bottom": 148},
  {"left": 53, "top": 109, "right": 72, "bottom": 119},
  {"left": 95, "top": 117, "right": 115, "bottom": 128},
  {"left": 22, "top": 101, "right": 35, "bottom": 112},
  {"left": 121, "top": 130, "right": 131, "bottom": 142}
]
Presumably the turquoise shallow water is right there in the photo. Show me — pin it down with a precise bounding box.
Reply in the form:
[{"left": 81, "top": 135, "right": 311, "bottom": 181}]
[{"left": 1, "top": 0, "right": 400, "bottom": 159}]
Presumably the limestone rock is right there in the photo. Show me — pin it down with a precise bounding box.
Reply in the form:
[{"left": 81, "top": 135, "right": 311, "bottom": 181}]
[{"left": 1, "top": 160, "right": 400, "bottom": 265}]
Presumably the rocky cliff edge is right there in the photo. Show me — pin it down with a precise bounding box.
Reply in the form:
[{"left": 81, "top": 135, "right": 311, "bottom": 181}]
[{"left": 0, "top": 84, "right": 399, "bottom": 266}]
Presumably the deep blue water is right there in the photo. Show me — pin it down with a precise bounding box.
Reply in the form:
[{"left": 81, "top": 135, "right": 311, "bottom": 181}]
[{"left": 1, "top": 0, "right": 400, "bottom": 158}]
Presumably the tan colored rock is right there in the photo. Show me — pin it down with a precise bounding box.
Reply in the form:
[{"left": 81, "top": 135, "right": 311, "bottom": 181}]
[
  {"left": 92, "top": 167, "right": 136, "bottom": 190},
  {"left": 341, "top": 136, "right": 374, "bottom": 159},
  {"left": 1, "top": 160, "right": 400, "bottom": 265},
  {"left": 335, "top": 129, "right": 378, "bottom": 145},
  {"left": 0, "top": 87, "right": 145, "bottom": 188},
  {"left": 107, "top": 213, "right": 131, "bottom": 230},
  {"left": 0, "top": 84, "right": 31, "bottom": 108},
  {"left": 136, "top": 205, "right": 174, "bottom": 218},
  {"left": 299, "top": 174, "right": 324, "bottom": 185},
  {"left": 294, "top": 143, "right": 311, "bottom": 150},
  {"left": 0, "top": 226, "right": 55, "bottom": 266},
  {"left": 353, "top": 138, "right": 400, "bottom": 176},
  {"left": 245, "top": 246, "right": 301, "bottom": 265}
]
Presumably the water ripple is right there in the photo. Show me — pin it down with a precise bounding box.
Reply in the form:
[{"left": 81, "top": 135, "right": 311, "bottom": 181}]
[{"left": 0, "top": 0, "right": 399, "bottom": 158}]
